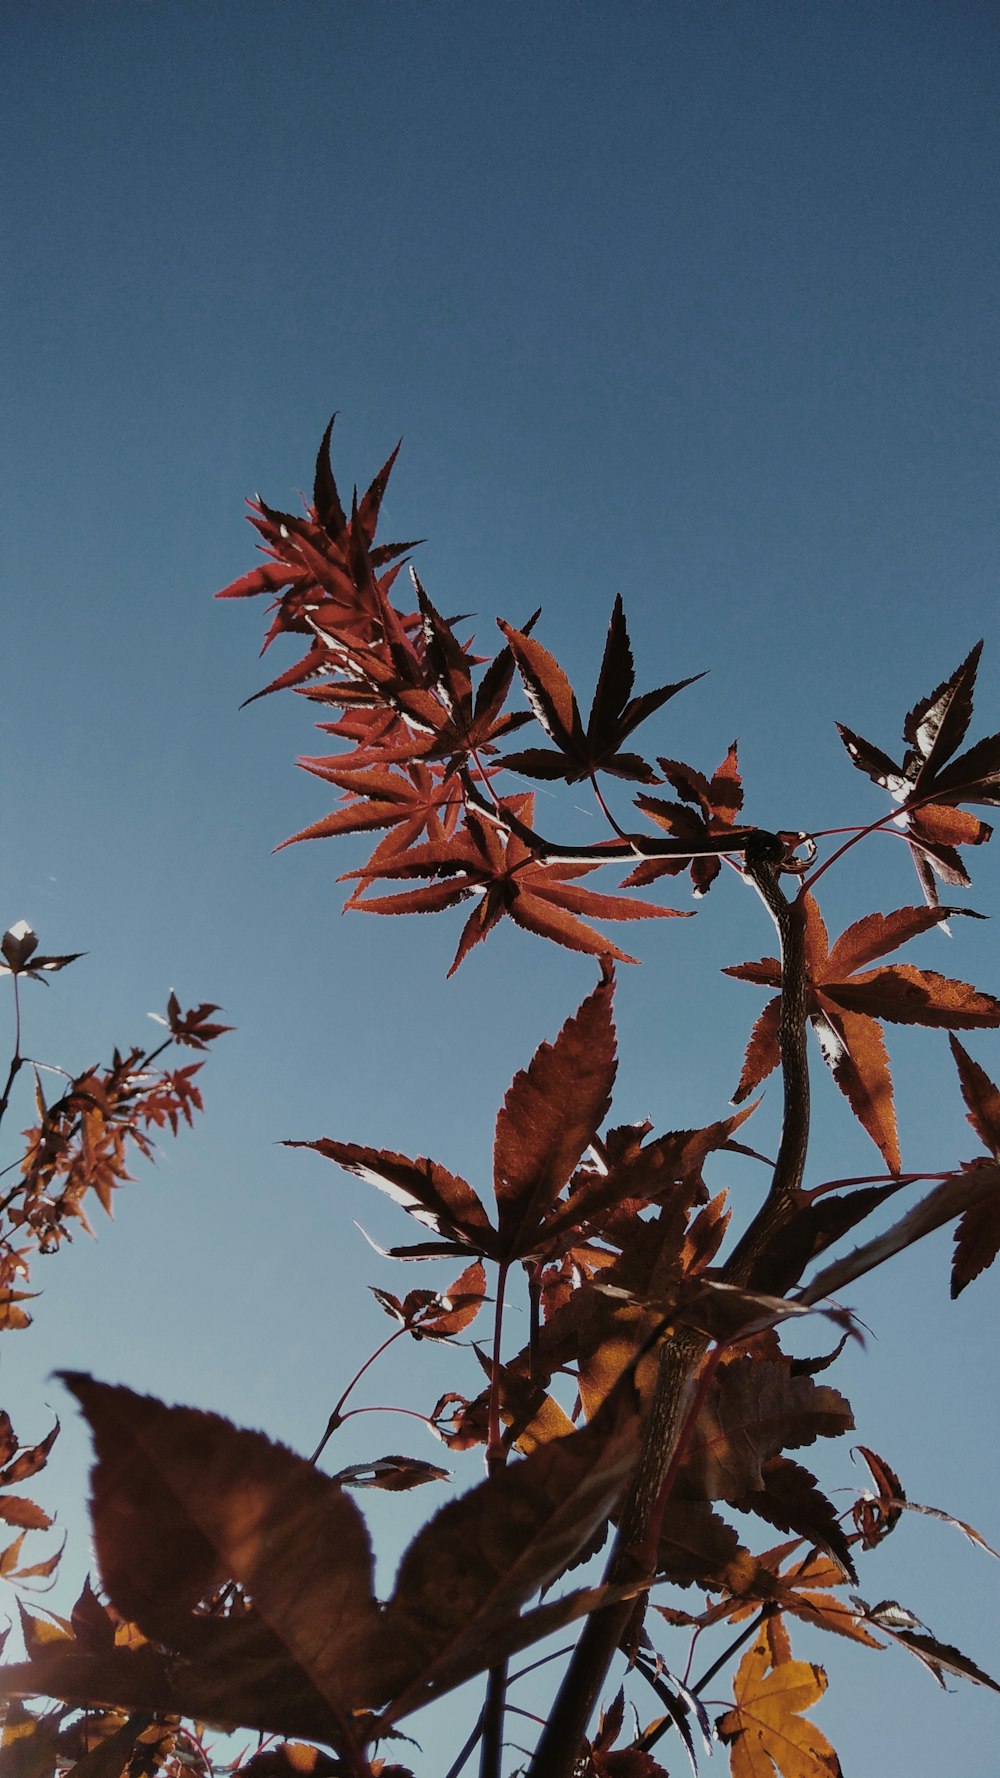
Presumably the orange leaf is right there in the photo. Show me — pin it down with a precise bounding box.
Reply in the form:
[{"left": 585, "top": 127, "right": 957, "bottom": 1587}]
[{"left": 717, "top": 1631, "right": 842, "bottom": 1777}]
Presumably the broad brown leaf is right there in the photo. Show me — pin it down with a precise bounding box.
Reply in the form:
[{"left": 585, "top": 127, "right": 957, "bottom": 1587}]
[
  {"left": 59, "top": 1375, "right": 384, "bottom": 1750},
  {"left": 732, "top": 1456, "right": 855, "bottom": 1580},
  {"left": 681, "top": 1360, "right": 853, "bottom": 1502},
  {"left": 289, "top": 1140, "right": 498, "bottom": 1256},
  {"left": 381, "top": 1392, "right": 641, "bottom": 1716}
]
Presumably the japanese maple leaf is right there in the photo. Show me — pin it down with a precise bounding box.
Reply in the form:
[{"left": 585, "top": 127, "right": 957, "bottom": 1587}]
[
  {"left": 947, "top": 1037, "right": 1000, "bottom": 1296},
  {"left": 0, "top": 923, "right": 83, "bottom": 981},
  {"left": 623, "top": 743, "right": 748, "bottom": 896},
  {"left": 725, "top": 897, "right": 1000, "bottom": 1171},
  {"left": 163, "top": 993, "right": 233, "bottom": 1051},
  {"left": 407, "top": 576, "right": 534, "bottom": 769},
  {"left": 716, "top": 1630, "right": 842, "bottom": 1778},
  {"left": 278, "top": 761, "right": 464, "bottom": 866},
  {"left": 216, "top": 419, "right": 423, "bottom": 702},
  {"left": 726, "top": 1550, "right": 882, "bottom": 1649},
  {"left": 293, "top": 979, "right": 620, "bottom": 1265},
  {"left": 837, "top": 641, "right": 997, "bottom": 905},
  {"left": 498, "top": 596, "right": 704, "bottom": 784},
  {"left": 345, "top": 798, "right": 690, "bottom": 973}
]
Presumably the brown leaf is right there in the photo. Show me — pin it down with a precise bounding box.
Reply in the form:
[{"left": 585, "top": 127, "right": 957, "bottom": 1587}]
[
  {"left": 60, "top": 1374, "right": 384, "bottom": 1747},
  {"left": 493, "top": 977, "right": 617, "bottom": 1257},
  {"left": 239, "top": 1746, "right": 348, "bottom": 1777},
  {"left": 499, "top": 605, "right": 703, "bottom": 784},
  {"left": 164, "top": 994, "right": 233, "bottom": 1051},
  {"left": 0, "top": 1498, "right": 52, "bottom": 1532},
  {"left": 733, "top": 1457, "right": 856, "bottom": 1581},
  {"left": 328, "top": 1456, "right": 449, "bottom": 1493},
  {"left": 811, "top": 1003, "right": 900, "bottom": 1173},
  {"left": 851, "top": 1598, "right": 1000, "bottom": 1693},
  {"left": 657, "top": 1499, "right": 742, "bottom": 1589},
  {"left": 851, "top": 1445, "right": 904, "bottom": 1547},
  {"left": 381, "top": 1394, "right": 640, "bottom": 1715},
  {"left": 947, "top": 1040, "right": 1000, "bottom": 1295},
  {"left": 727, "top": 896, "right": 999, "bottom": 1167},
  {"left": 0, "top": 1422, "right": 58, "bottom": 1488},
  {"left": 289, "top": 1140, "right": 496, "bottom": 1255},
  {"left": 682, "top": 1361, "right": 853, "bottom": 1502},
  {"left": 0, "top": 1700, "right": 62, "bottom": 1778}
]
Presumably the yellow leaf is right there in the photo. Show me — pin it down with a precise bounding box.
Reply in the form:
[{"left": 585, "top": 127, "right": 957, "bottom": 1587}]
[{"left": 717, "top": 1631, "right": 842, "bottom": 1778}]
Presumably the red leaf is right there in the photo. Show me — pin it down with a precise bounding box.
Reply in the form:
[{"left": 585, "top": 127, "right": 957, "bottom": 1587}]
[
  {"left": 493, "top": 979, "right": 617, "bottom": 1258},
  {"left": 289, "top": 1140, "right": 497, "bottom": 1256}
]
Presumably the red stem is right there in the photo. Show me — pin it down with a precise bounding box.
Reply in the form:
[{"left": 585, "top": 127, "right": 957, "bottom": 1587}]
[{"left": 309, "top": 1327, "right": 407, "bottom": 1463}]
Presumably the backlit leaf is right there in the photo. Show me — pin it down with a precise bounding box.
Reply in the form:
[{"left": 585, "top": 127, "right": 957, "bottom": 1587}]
[
  {"left": 493, "top": 977, "right": 617, "bottom": 1257},
  {"left": 716, "top": 1632, "right": 842, "bottom": 1778}
]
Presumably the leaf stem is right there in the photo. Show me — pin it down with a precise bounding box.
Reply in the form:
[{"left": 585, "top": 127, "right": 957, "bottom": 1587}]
[
  {"left": 634, "top": 1609, "right": 770, "bottom": 1753},
  {"left": 0, "top": 975, "right": 24, "bottom": 1132},
  {"left": 309, "top": 1327, "right": 407, "bottom": 1463}
]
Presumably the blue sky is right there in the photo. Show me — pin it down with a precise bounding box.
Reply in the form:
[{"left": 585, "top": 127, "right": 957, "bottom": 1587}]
[{"left": 4, "top": 3, "right": 1000, "bottom": 1772}]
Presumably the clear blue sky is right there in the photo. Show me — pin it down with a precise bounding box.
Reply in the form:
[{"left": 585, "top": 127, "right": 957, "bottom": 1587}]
[{"left": 4, "top": 4, "right": 1000, "bottom": 1772}]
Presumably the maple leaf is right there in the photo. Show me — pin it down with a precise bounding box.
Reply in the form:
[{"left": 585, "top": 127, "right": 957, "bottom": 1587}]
[
  {"left": 329, "top": 1455, "right": 451, "bottom": 1493},
  {"left": 837, "top": 642, "right": 997, "bottom": 904},
  {"left": 280, "top": 760, "right": 465, "bottom": 864},
  {"left": 947, "top": 1037, "right": 1000, "bottom": 1295},
  {"left": 624, "top": 743, "right": 748, "bottom": 896},
  {"left": 345, "top": 800, "right": 689, "bottom": 971},
  {"left": 26, "top": 1374, "right": 641, "bottom": 1747},
  {"left": 58, "top": 1372, "right": 386, "bottom": 1752},
  {"left": 0, "top": 922, "right": 84, "bottom": 981},
  {"left": 369, "top": 1259, "right": 487, "bottom": 1339},
  {"left": 499, "top": 598, "right": 704, "bottom": 784},
  {"left": 163, "top": 992, "right": 233, "bottom": 1051},
  {"left": 493, "top": 977, "right": 617, "bottom": 1258},
  {"left": 731, "top": 1455, "right": 856, "bottom": 1581},
  {"left": 721, "top": 1549, "right": 883, "bottom": 1649},
  {"left": 296, "top": 982, "right": 629, "bottom": 1266},
  {"left": 850, "top": 1597, "right": 1000, "bottom": 1694},
  {"left": 582, "top": 1688, "right": 671, "bottom": 1777},
  {"left": 681, "top": 1359, "right": 853, "bottom": 1504},
  {"left": 725, "top": 897, "right": 1000, "bottom": 1170},
  {"left": 716, "top": 1630, "right": 842, "bottom": 1778},
  {"left": 850, "top": 1445, "right": 904, "bottom": 1548},
  {"left": 411, "top": 575, "right": 534, "bottom": 767},
  {"left": 290, "top": 1137, "right": 498, "bottom": 1257},
  {"left": 851, "top": 1441, "right": 1000, "bottom": 1559},
  {"left": 217, "top": 420, "right": 424, "bottom": 713}
]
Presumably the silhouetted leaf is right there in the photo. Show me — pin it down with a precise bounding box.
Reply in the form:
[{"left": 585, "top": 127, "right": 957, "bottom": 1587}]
[{"left": 500, "top": 606, "right": 703, "bottom": 783}]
